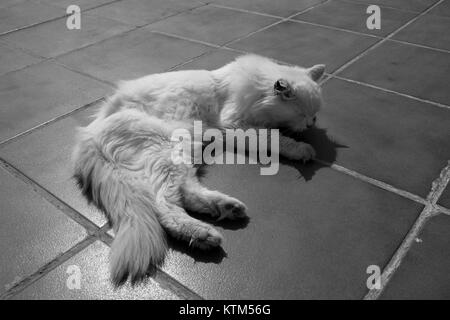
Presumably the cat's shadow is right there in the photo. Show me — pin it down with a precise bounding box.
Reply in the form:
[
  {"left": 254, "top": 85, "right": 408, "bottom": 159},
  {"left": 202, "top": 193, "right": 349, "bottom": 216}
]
[
  {"left": 167, "top": 126, "right": 346, "bottom": 263},
  {"left": 281, "top": 126, "right": 347, "bottom": 181}
]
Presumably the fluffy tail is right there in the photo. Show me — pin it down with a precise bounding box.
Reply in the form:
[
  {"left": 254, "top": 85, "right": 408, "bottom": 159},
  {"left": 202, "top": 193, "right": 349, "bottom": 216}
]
[{"left": 72, "top": 122, "right": 167, "bottom": 286}]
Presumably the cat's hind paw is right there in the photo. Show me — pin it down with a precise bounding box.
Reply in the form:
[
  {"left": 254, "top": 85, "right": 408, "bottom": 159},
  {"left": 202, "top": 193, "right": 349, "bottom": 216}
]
[{"left": 189, "top": 226, "right": 223, "bottom": 249}]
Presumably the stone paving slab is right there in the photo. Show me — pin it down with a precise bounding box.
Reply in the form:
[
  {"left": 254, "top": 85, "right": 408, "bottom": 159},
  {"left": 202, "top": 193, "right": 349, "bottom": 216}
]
[
  {"left": 56, "top": 29, "right": 213, "bottom": 83},
  {"left": 162, "top": 162, "right": 423, "bottom": 299},
  {"left": 38, "top": 0, "right": 116, "bottom": 11},
  {"left": 428, "top": 0, "right": 450, "bottom": 16},
  {"left": 318, "top": 78, "right": 450, "bottom": 197},
  {"left": 335, "top": 0, "right": 439, "bottom": 12},
  {"left": 0, "top": 167, "right": 87, "bottom": 296},
  {"left": 292, "top": 0, "right": 416, "bottom": 36},
  {"left": 0, "top": 0, "right": 448, "bottom": 300},
  {"left": 1, "top": 13, "right": 133, "bottom": 58},
  {"left": 11, "top": 241, "right": 179, "bottom": 299},
  {"left": 209, "top": 0, "right": 326, "bottom": 17},
  {"left": 148, "top": 5, "right": 279, "bottom": 46},
  {"left": 0, "top": 104, "right": 108, "bottom": 227},
  {"left": 0, "top": 61, "right": 111, "bottom": 142},
  {"left": 229, "top": 20, "right": 378, "bottom": 72},
  {"left": 340, "top": 40, "right": 450, "bottom": 105},
  {"left": 392, "top": 13, "right": 450, "bottom": 51},
  {"left": 87, "top": 0, "right": 204, "bottom": 27},
  {"left": 0, "top": 1, "right": 63, "bottom": 35},
  {"left": 0, "top": 40, "right": 42, "bottom": 76},
  {"left": 438, "top": 186, "right": 450, "bottom": 209},
  {"left": 380, "top": 214, "right": 450, "bottom": 299}
]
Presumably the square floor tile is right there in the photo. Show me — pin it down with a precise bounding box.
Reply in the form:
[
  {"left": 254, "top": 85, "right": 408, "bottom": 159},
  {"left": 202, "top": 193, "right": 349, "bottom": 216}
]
[
  {"left": 293, "top": 0, "right": 416, "bottom": 36},
  {"left": 209, "top": 0, "right": 326, "bottom": 17},
  {"left": 0, "top": 104, "right": 108, "bottom": 227},
  {"left": 0, "top": 167, "right": 87, "bottom": 295},
  {"left": 174, "top": 48, "right": 240, "bottom": 71},
  {"left": 11, "top": 241, "right": 180, "bottom": 299},
  {"left": 0, "top": 41, "right": 42, "bottom": 75},
  {"left": 0, "top": 0, "right": 28, "bottom": 10},
  {"left": 0, "top": 61, "right": 111, "bottom": 142},
  {"left": 427, "top": 0, "right": 450, "bottom": 17},
  {"left": 88, "top": 0, "right": 203, "bottom": 27},
  {"left": 0, "top": 1, "right": 63, "bottom": 34},
  {"left": 381, "top": 214, "right": 450, "bottom": 299},
  {"left": 38, "top": 0, "right": 116, "bottom": 10},
  {"left": 229, "top": 20, "right": 378, "bottom": 71},
  {"left": 161, "top": 162, "right": 422, "bottom": 299},
  {"left": 2, "top": 13, "right": 133, "bottom": 58},
  {"left": 340, "top": 41, "right": 450, "bottom": 105},
  {"left": 392, "top": 13, "right": 450, "bottom": 51},
  {"left": 57, "top": 30, "right": 212, "bottom": 83},
  {"left": 148, "top": 5, "right": 279, "bottom": 46},
  {"left": 438, "top": 185, "right": 450, "bottom": 208},
  {"left": 315, "top": 78, "right": 450, "bottom": 197},
  {"left": 336, "top": 0, "right": 439, "bottom": 12}
]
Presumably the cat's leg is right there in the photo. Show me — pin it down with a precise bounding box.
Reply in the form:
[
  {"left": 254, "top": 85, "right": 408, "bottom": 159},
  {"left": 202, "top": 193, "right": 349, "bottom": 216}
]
[
  {"left": 277, "top": 134, "right": 316, "bottom": 162},
  {"left": 156, "top": 199, "right": 223, "bottom": 249},
  {"left": 181, "top": 176, "right": 247, "bottom": 221},
  {"left": 233, "top": 123, "right": 316, "bottom": 162}
]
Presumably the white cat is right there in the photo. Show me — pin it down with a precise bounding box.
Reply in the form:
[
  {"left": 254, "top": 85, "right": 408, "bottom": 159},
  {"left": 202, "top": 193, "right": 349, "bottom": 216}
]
[{"left": 72, "top": 54, "right": 325, "bottom": 285}]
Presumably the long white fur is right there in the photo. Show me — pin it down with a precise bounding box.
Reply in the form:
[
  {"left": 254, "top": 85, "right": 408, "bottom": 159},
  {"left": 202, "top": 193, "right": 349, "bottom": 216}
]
[{"left": 72, "top": 54, "right": 325, "bottom": 285}]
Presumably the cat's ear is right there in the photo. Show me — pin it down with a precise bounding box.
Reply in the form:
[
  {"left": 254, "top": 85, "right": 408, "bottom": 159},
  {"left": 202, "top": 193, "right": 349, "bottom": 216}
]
[
  {"left": 307, "top": 64, "right": 326, "bottom": 82},
  {"left": 274, "top": 79, "right": 295, "bottom": 100}
]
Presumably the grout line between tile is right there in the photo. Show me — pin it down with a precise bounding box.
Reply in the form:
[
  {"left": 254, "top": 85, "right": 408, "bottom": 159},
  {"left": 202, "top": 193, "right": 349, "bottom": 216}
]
[
  {"left": 315, "top": 159, "right": 428, "bottom": 205},
  {"left": 0, "top": 0, "right": 448, "bottom": 301},
  {"left": 364, "top": 161, "right": 450, "bottom": 300},
  {"left": 0, "top": 1, "right": 209, "bottom": 63},
  {"left": 99, "top": 232, "right": 204, "bottom": 300},
  {"left": 337, "top": 0, "right": 430, "bottom": 13},
  {"left": 0, "top": 236, "right": 96, "bottom": 300},
  {"left": 0, "top": 158, "right": 202, "bottom": 300},
  {"left": 436, "top": 205, "right": 450, "bottom": 216},
  {"left": 147, "top": 27, "right": 450, "bottom": 111},
  {"left": 208, "top": 3, "right": 284, "bottom": 19},
  {"left": 0, "top": 97, "right": 106, "bottom": 148},
  {"left": 321, "top": 0, "right": 445, "bottom": 83},
  {"left": 150, "top": 30, "right": 221, "bottom": 49},
  {"left": 0, "top": 158, "right": 102, "bottom": 235},
  {"left": 386, "top": 38, "right": 450, "bottom": 55},
  {"left": 330, "top": 75, "right": 450, "bottom": 110},
  {"left": 218, "top": 0, "right": 333, "bottom": 48},
  {"left": 0, "top": 0, "right": 126, "bottom": 37},
  {"left": 287, "top": 17, "right": 381, "bottom": 38},
  {"left": 209, "top": 0, "right": 450, "bottom": 56}
]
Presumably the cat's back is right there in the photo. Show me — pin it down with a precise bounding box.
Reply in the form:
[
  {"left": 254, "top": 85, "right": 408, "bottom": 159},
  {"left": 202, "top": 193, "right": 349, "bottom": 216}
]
[{"left": 97, "top": 69, "right": 219, "bottom": 120}]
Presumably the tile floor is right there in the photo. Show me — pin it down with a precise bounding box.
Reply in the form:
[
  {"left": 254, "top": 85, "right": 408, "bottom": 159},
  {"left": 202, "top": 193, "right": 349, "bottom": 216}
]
[{"left": 0, "top": 0, "right": 449, "bottom": 300}]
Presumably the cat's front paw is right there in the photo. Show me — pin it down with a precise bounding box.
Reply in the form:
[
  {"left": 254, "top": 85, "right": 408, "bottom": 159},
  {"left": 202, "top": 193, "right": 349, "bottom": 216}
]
[
  {"left": 286, "top": 142, "right": 316, "bottom": 163},
  {"left": 216, "top": 197, "right": 248, "bottom": 221}
]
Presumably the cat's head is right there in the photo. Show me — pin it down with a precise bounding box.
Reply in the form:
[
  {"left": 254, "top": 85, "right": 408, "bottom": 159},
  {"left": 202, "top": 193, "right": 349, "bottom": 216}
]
[{"left": 251, "top": 63, "right": 325, "bottom": 133}]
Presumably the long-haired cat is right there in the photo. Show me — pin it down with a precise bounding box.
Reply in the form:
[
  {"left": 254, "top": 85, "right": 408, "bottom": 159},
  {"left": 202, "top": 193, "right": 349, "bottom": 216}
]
[{"left": 72, "top": 54, "right": 325, "bottom": 285}]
